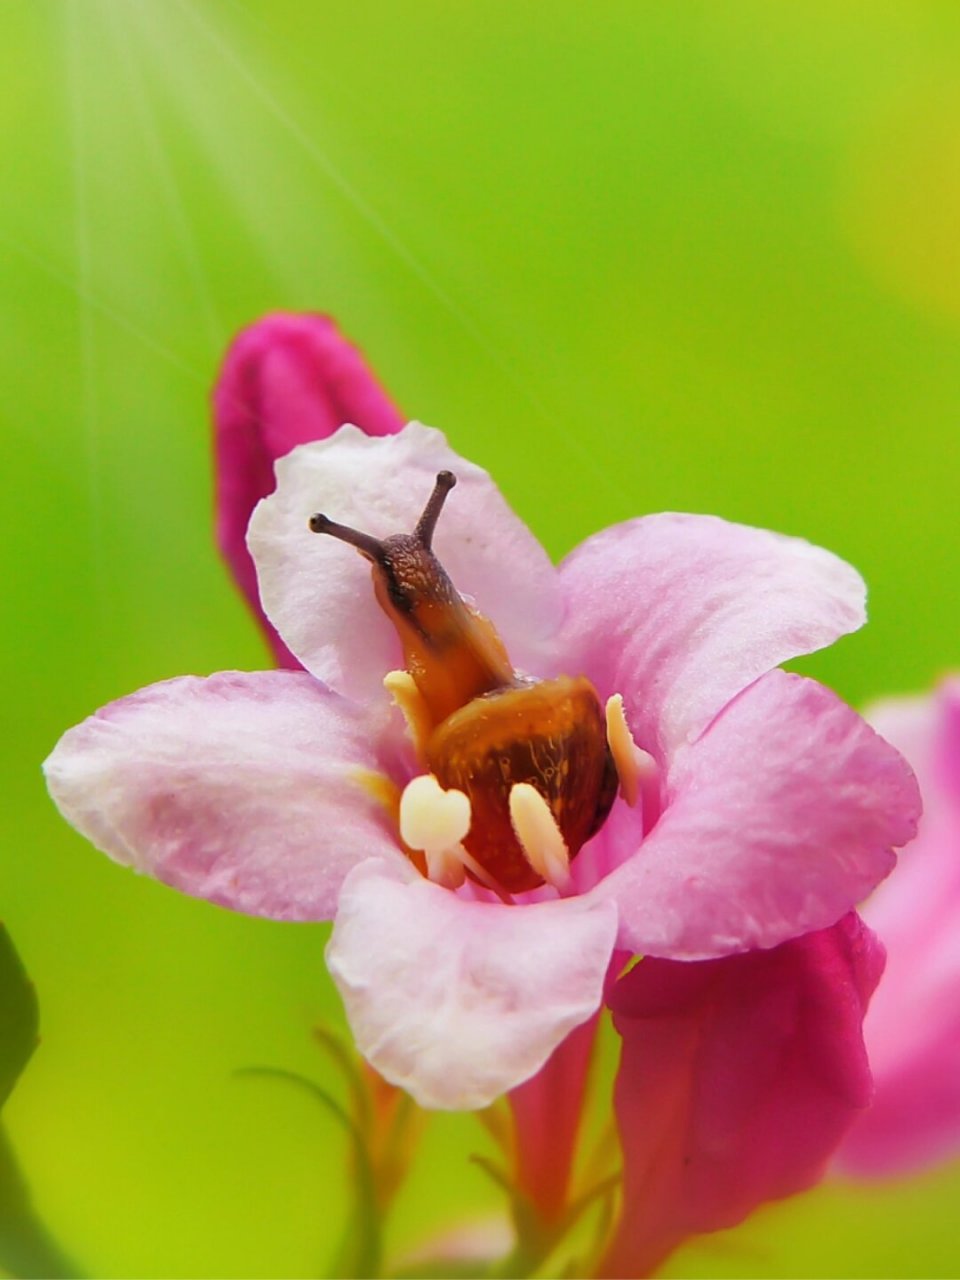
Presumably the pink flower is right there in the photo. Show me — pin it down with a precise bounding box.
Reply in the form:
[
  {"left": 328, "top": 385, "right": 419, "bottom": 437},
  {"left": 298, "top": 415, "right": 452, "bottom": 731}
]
[
  {"left": 213, "top": 313, "right": 404, "bottom": 666},
  {"left": 601, "top": 914, "right": 884, "bottom": 1277},
  {"left": 837, "top": 678, "right": 960, "bottom": 1177},
  {"left": 43, "top": 433, "right": 919, "bottom": 1110},
  {"left": 43, "top": 322, "right": 920, "bottom": 1114}
]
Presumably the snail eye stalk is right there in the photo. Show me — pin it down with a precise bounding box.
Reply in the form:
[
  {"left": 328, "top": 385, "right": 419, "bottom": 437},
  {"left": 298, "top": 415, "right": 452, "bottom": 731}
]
[
  {"left": 308, "top": 513, "right": 385, "bottom": 562},
  {"left": 415, "top": 471, "right": 456, "bottom": 549},
  {"left": 309, "top": 471, "right": 457, "bottom": 556}
]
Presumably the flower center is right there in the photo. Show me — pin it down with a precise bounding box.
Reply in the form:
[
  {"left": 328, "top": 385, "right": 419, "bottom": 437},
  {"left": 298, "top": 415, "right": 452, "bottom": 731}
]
[{"left": 312, "top": 472, "right": 646, "bottom": 894}]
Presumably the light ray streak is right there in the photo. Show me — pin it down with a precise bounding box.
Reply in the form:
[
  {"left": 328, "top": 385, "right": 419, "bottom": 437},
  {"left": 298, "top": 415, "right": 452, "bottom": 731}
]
[
  {"left": 170, "top": 0, "right": 600, "bottom": 468},
  {"left": 0, "top": 230, "right": 206, "bottom": 386},
  {"left": 103, "top": 1, "right": 224, "bottom": 357},
  {"left": 66, "top": 0, "right": 107, "bottom": 616}
]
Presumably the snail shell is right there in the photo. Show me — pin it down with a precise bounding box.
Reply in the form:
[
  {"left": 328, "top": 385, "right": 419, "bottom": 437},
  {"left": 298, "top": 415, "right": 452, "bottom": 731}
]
[{"left": 427, "top": 674, "right": 617, "bottom": 892}]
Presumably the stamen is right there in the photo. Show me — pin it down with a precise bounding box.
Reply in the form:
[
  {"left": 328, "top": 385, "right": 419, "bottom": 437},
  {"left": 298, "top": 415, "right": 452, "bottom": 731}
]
[
  {"left": 508, "top": 783, "right": 571, "bottom": 892},
  {"left": 424, "top": 846, "right": 467, "bottom": 891},
  {"left": 605, "top": 694, "right": 642, "bottom": 807},
  {"left": 308, "top": 513, "right": 385, "bottom": 562},
  {"left": 415, "top": 470, "right": 456, "bottom": 549},
  {"left": 454, "top": 846, "right": 514, "bottom": 902},
  {"left": 605, "top": 694, "right": 661, "bottom": 827},
  {"left": 399, "top": 774, "right": 471, "bottom": 889},
  {"left": 383, "top": 670, "right": 432, "bottom": 759}
]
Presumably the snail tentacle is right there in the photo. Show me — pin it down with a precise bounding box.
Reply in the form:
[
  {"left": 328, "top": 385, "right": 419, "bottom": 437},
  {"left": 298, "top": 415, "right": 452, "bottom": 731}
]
[
  {"left": 308, "top": 513, "right": 385, "bottom": 563},
  {"left": 415, "top": 470, "right": 457, "bottom": 549}
]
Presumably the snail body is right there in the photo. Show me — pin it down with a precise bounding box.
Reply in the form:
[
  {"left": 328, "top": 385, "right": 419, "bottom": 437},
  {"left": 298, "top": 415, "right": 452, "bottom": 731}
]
[{"left": 311, "top": 471, "right": 617, "bottom": 893}]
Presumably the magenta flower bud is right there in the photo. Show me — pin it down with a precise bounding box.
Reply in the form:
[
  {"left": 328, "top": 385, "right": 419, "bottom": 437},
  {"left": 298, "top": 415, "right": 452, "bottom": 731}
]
[{"left": 212, "top": 313, "right": 404, "bottom": 665}]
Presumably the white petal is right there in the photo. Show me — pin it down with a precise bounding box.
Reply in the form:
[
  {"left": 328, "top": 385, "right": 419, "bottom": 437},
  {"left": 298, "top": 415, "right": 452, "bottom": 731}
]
[
  {"left": 248, "top": 423, "right": 563, "bottom": 703},
  {"left": 326, "top": 859, "right": 618, "bottom": 1109},
  {"left": 43, "top": 670, "right": 405, "bottom": 921}
]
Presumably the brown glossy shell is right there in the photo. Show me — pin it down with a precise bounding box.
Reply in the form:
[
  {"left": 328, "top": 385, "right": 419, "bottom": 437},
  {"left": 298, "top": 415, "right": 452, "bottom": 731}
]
[{"left": 426, "top": 674, "right": 618, "bottom": 893}]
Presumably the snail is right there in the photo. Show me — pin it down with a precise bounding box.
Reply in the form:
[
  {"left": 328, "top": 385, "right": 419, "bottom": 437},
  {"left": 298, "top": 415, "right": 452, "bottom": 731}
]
[{"left": 310, "top": 471, "right": 618, "bottom": 894}]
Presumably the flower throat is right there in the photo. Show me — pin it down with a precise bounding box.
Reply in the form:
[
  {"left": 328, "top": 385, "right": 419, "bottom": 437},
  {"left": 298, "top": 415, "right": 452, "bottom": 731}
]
[{"left": 311, "top": 472, "right": 618, "bottom": 894}]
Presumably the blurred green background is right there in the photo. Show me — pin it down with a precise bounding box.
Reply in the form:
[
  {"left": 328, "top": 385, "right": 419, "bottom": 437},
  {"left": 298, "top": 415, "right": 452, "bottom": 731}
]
[{"left": 2, "top": 0, "right": 959, "bottom": 1275}]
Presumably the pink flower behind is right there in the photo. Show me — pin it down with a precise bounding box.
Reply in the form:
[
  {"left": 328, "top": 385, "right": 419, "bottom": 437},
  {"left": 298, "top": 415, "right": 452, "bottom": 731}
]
[
  {"left": 601, "top": 914, "right": 884, "bottom": 1278},
  {"left": 838, "top": 679, "right": 960, "bottom": 1177},
  {"left": 213, "top": 313, "right": 403, "bottom": 665}
]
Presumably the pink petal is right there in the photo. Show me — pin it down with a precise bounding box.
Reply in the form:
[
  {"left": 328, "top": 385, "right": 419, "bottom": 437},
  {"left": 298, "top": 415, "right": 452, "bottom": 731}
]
[
  {"left": 43, "top": 670, "right": 405, "bottom": 921},
  {"left": 600, "top": 914, "right": 884, "bottom": 1278},
  {"left": 248, "top": 423, "right": 563, "bottom": 703},
  {"left": 213, "top": 313, "right": 404, "bottom": 666},
  {"left": 595, "top": 670, "right": 920, "bottom": 959},
  {"left": 326, "top": 859, "right": 618, "bottom": 1109},
  {"left": 838, "top": 680, "right": 960, "bottom": 1177},
  {"left": 559, "top": 513, "right": 866, "bottom": 757}
]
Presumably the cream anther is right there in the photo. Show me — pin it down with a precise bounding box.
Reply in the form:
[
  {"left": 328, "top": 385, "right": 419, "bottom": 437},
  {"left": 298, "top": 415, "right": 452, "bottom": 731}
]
[
  {"left": 605, "top": 694, "right": 661, "bottom": 830},
  {"left": 400, "top": 774, "right": 472, "bottom": 888},
  {"left": 508, "top": 783, "right": 571, "bottom": 892},
  {"left": 398, "top": 773, "right": 514, "bottom": 898},
  {"left": 384, "top": 670, "right": 432, "bottom": 758},
  {"left": 400, "top": 774, "right": 471, "bottom": 854},
  {"left": 606, "top": 694, "right": 643, "bottom": 807}
]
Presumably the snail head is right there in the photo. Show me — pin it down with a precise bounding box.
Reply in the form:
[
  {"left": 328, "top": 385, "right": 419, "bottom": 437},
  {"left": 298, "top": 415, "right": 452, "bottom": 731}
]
[{"left": 309, "top": 470, "right": 459, "bottom": 621}]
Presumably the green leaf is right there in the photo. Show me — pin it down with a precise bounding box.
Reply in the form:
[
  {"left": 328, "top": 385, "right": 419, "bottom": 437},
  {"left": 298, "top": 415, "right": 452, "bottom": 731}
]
[
  {"left": 0, "top": 924, "right": 38, "bottom": 1111},
  {"left": 0, "top": 1129, "right": 81, "bottom": 1279},
  {"left": 0, "top": 924, "right": 82, "bottom": 1278}
]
